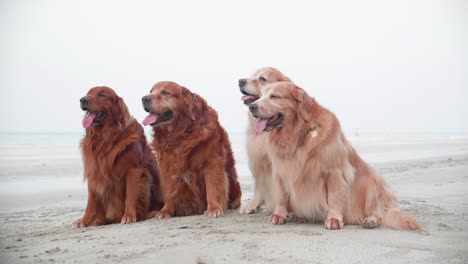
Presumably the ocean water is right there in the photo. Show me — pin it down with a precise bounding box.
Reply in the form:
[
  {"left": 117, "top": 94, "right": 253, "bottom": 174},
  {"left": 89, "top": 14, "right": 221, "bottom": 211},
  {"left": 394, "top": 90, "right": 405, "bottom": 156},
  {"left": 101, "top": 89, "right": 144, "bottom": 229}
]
[
  {"left": 1, "top": 131, "right": 468, "bottom": 209},
  {"left": 1, "top": 131, "right": 468, "bottom": 162},
  {"left": 0, "top": 132, "right": 84, "bottom": 147}
]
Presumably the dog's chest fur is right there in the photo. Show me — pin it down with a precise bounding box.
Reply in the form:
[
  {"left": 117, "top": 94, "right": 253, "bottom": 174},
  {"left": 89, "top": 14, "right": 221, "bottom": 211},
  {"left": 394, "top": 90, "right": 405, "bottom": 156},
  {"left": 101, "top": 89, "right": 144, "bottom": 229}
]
[{"left": 269, "top": 146, "right": 329, "bottom": 220}]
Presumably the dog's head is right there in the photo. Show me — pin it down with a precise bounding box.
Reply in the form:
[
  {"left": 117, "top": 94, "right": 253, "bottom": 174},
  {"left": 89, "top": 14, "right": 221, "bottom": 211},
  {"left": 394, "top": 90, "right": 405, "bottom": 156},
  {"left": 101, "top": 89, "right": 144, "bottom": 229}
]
[
  {"left": 248, "top": 82, "right": 313, "bottom": 135},
  {"left": 238, "top": 67, "right": 291, "bottom": 105},
  {"left": 80, "top": 86, "right": 130, "bottom": 129},
  {"left": 142, "top": 81, "right": 200, "bottom": 127}
]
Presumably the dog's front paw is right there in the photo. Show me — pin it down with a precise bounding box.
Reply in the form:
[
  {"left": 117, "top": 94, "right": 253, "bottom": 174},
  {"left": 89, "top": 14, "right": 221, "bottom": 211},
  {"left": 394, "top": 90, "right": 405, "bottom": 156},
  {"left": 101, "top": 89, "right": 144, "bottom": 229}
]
[
  {"left": 154, "top": 210, "right": 172, "bottom": 220},
  {"left": 363, "top": 216, "right": 378, "bottom": 229},
  {"left": 239, "top": 204, "right": 257, "bottom": 214},
  {"left": 259, "top": 205, "right": 271, "bottom": 213},
  {"left": 71, "top": 218, "right": 87, "bottom": 229},
  {"left": 325, "top": 218, "right": 344, "bottom": 230},
  {"left": 206, "top": 206, "right": 225, "bottom": 218},
  {"left": 121, "top": 213, "right": 137, "bottom": 224},
  {"left": 269, "top": 214, "right": 285, "bottom": 225}
]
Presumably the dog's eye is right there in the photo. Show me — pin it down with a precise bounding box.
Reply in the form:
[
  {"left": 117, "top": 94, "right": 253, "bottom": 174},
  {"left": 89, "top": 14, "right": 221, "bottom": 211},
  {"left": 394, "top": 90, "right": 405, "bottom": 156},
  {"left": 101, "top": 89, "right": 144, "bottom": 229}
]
[
  {"left": 98, "top": 93, "right": 106, "bottom": 97},
  {"left": 270, "top": 94, "right": 280, "bottom": 99},
  {"left": 259, "top": 76, "right": 267, "bottom": 82},
  {"left": 161, "top": 90, "right": 170, "bottom": 96}
]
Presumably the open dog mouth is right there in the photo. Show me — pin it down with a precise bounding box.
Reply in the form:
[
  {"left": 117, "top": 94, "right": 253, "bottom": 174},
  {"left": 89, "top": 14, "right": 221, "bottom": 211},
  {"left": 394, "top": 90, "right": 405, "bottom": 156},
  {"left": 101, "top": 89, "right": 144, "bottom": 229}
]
[
  {"left": 240, "top": 90, "right": 259, "bottom": 105},
  {"left": 142, "top": 111, "right": 173, "bottom": 126},
  {"left": 254, "top": 113, "right": 284, "bottom": 135},
  {"left": 82, "top": 110, "right": 106, "bottom": 128}
]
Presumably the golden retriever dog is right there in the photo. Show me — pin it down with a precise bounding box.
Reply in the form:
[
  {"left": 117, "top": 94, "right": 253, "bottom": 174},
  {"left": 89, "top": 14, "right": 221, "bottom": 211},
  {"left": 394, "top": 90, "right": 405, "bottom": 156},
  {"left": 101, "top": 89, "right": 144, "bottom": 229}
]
[
  {"left": 73, "top": 86, "right": 163, "bottom": 228},
  {"left": 238, "top": 67, "right": 291, "bottom": 214},
  {"left": 141, "top": 81, "right": 242, "bottom": 219},
  {"left": 249, "top": 82, "right": 421, "bottom": 230}
]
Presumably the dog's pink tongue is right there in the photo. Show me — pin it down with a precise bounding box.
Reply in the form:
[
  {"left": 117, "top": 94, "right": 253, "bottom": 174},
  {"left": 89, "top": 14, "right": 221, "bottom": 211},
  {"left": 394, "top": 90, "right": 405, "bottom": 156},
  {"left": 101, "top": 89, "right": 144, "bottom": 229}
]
[
  {"left": 255, "top": 118, "right": 268, "bottom": 135},
  {"left": 82, "top": 112, "right": 97, "bottom": 129},
  {"left": 142, "top": 114, "right": 159, "bottom": 126},
  {"left": 241, "top": 95, "right": 257, "bottom": 102}
]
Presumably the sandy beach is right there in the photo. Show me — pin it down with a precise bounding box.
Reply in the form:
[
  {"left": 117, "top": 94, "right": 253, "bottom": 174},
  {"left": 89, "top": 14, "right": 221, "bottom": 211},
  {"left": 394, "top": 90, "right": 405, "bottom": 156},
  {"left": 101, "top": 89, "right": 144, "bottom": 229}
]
[{"left": 0, "top": 136, "right": 467, "bottom": 264}]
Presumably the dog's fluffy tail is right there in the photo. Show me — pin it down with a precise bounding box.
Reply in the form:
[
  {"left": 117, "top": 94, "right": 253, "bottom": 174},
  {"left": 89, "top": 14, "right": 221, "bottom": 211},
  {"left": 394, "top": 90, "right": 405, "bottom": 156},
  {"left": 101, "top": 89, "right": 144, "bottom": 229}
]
[
  {"left": 382, "top": 208, "right": 422, "bottom": 231},
  {"left": 350, "top": 148, "right": 421, "bottom": 231}
]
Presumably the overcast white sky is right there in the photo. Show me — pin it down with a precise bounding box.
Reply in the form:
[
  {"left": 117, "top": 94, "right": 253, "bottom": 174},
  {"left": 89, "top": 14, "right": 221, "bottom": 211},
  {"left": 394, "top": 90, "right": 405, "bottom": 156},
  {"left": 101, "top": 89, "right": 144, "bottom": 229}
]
[{"left": 1, "top": 0, "right": 467, "bottom": 135}]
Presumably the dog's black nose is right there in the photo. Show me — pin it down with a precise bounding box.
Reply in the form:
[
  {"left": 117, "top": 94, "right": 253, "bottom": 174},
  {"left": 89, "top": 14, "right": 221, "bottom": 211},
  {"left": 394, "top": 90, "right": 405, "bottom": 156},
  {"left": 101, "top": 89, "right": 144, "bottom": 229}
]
[
  {"left": 249, "top": 104, "right": 258, "bottom": 114},
  {"left": 142, "top": 95, "right": 151, "bottom": 105},
  {"left": 80, "top": 97, "right": 88, "bottom": 105},
  {"left": 238, "top": 79, "right": 247, "bottom": 88}
]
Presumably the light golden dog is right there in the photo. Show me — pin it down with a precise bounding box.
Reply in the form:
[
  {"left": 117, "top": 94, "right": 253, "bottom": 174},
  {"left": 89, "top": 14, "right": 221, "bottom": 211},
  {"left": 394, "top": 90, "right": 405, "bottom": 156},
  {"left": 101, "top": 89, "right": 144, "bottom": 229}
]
[
  {"left": 249, "top": 82, "right": 421, "bottom": 230},
  {"left": 238, "top": 67, "right": 291, "bottom": 214}
]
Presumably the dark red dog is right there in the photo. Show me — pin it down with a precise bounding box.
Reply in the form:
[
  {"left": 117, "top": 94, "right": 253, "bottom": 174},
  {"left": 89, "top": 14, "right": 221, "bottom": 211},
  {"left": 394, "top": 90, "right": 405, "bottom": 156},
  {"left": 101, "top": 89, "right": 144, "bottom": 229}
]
[
  {"left": 72, "top": 86, "right": 163, "bottom": 228},
  {"left": 142, "top": 81, "right": 242, "bottom": 219}
]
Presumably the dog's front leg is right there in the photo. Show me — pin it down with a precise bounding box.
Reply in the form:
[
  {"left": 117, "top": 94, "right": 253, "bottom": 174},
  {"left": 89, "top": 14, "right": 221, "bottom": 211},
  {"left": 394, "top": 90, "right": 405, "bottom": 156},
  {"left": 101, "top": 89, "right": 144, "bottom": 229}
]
[
  {"left": 121, "top": 168, "right": 144, "bottom": 224},
  {"left": 72, "top": 185, "right": 100, "bottom": 228},
  {"left": 240, "top": 183, "right": 265, "bottom": 214},
  {"left": 153, "top": 174, "right": 176, "bottom": 220},
  {"left": 203, "top": 160, "right": 228, "bottom": 218},
  {"left": 324, "top": 169, "right": 349, "bottom": 230},
  {"left": 270, "top": 173, "right": 289, "bottom": 225}
]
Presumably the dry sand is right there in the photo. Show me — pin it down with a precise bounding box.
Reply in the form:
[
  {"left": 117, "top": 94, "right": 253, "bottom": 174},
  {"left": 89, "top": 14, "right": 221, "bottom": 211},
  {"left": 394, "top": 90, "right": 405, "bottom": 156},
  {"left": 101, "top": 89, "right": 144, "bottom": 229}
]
[{"left": 0, "top": 145, "right": 467, "bottom": 263}]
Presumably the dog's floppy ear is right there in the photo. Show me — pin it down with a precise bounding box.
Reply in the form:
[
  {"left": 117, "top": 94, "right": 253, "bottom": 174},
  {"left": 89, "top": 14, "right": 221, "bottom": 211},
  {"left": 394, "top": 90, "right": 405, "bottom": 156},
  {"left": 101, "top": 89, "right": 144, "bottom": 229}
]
[
  {"left": 291, "top": 88, "right": 313, "bottom": 122},
  {"left": 114, "top": 96, "right": 131, "bottom": 129},
  {"left": 181, "top": 87, "right": 198, "bottom": 120}
]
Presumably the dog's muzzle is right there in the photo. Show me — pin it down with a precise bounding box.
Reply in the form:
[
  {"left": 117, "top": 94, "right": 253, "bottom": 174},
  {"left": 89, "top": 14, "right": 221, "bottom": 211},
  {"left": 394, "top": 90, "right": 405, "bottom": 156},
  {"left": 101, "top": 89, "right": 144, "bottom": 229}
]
[
  {"left": 142, "top": 95, "right": 152, "bottom": 112},
  {"left": 80, "top": 96, "right": 89, "bottom": 110},
  {"left": 249, "top": 103, "right": 259, "bottom": 117},
  {"left": 238, "top": 79, "right": 247, "bottom": 88}
]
